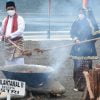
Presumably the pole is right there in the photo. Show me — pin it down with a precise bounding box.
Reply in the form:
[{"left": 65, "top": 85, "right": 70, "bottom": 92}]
[
  {"left": 40, "top": 37, "right": 100, "bottom": 52},
  {"left": 7, "top": 94, "right": 11, "bottom": 100},
  {"left": 48, "top": 0, "right": 51, "bottom": 39}
]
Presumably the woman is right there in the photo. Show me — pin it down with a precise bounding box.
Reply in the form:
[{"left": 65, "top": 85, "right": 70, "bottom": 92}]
[{"left": 70, "top": 8, "right": 100, "bottom": 91}]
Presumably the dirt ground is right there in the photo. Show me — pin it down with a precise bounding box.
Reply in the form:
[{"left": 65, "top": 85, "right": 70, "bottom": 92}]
[{"left": 0, "top": 40, "right": 100, "bottom": 100}]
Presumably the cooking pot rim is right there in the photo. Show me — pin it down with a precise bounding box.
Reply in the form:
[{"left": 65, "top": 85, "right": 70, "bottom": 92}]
[{"left": 1, "top": 64, "right": 54, "bottom": 73}]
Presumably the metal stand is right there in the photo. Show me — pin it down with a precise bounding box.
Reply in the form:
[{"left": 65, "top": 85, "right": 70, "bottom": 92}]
[{"left": 7, "top": 94, "right": 11, "bottom": 100}]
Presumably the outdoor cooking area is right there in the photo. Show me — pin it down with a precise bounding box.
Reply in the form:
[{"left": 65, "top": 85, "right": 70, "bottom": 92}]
[
  {"left": 0, "top": 0, "right": 100, "bottom": 100},
  {"left": 0, "top": 39, "right": 99, "bottom": 100}
]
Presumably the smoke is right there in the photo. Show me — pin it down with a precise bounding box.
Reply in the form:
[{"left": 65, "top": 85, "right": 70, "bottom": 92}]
[
  {"left": 91, "top": 0, "right": 100, "bottom": 19},
  {"left": 49, "top": 47, "right": 71, "bottom": 72},
  {"left": 0, "top": 0, "right": 100, "bottom": 16},
  {"left": 51, "top": 0, "right": 81, "bottom": 15},
  {"left": 39, "top": 41, "right": 72, "bottom": 73},
  {"left": 37, "top": 0, "right": 82, "bottom": 15}
]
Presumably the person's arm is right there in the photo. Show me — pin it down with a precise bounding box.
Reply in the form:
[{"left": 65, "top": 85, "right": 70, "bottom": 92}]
[
  {"left": 88, "top": 11, "right": 100, "bottom": 39},
  {"left": 93, "top": 31, "right": 100, "bottom": 38},
  {"left": 70, "top": 20, "right": 80, "bottom": 43},
  {"left": 9, "top": 16, "right": 25, "bottom": 39}
]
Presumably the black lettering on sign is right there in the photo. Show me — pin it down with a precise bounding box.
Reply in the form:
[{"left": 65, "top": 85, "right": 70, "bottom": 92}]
[
  {"left": 1, "top": 88, "right": 5, "bottom": 92},
  {"left": 21, "top": 82, "right": 24, "bottom": 88},
  {"left": 0, "top": 80, "right": 21, "bottom": 88},
  {"left": 11, "top": 90, "right": 19, "bottom": 95},
  {"left": 16, "top": 90, "right": 19, "bottom": 95},
  {"left": 0, "top": 80, "right": 2, "bottom": 85},
  {"left": 2, "top": 85, "right": 15, "bottom": 90},
  {"left": 15, "top": 82, "right": 20, "bottom": 87},
  {"left": 7, "top": 89, "right": 10, "bottom": 93},
  {"left": 11, "top": 90, "right": 15, "bottom": 94}
]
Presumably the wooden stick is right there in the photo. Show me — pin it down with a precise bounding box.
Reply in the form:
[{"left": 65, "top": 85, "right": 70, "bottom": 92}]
[
  {"left": 82, "top": 87, "right": 88, "bottom": 100},
  {"left": 97, "top": 97, "right": 100, "bottom": 100},
  {"left": 8, "top": 39, "right": 32, "bottom": 56},
  {"left": 8, "top": 39, "right": 23, "bottom": 51},
  {"left": 36, "top": 37, "right": 100, "bottom": 52},
  {"left": 83, "top": 71, "right": 94, "bottom": 99},
  {"left": 94, "top": 30, "right": 100, "bottom": 34}
]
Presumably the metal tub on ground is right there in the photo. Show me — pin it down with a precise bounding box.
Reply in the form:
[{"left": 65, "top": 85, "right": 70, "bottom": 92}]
[{"left": 0, "top": 64, "right": 65, "bottom": 98}]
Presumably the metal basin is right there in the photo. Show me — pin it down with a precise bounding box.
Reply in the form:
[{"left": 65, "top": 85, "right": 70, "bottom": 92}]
[{"left": 1, "top": 64, "right": 54, "bottom": 88}]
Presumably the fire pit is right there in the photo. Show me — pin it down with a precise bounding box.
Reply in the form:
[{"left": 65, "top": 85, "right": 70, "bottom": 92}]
[{"left": 1, "top": 64, "right": 54, "bottom": 88}]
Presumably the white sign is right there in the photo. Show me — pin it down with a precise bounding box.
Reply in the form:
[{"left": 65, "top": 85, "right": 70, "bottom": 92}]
[{"left": 0, "top": 79, "right": 26, "bottom": 96}]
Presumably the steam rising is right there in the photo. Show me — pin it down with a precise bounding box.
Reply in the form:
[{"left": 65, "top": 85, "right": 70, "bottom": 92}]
[
  {"left": 50, "top": 47, "right": 71, "bottom": 71},
  {"left": 39, "top": 41, "right": 72, "bottom": 72}
]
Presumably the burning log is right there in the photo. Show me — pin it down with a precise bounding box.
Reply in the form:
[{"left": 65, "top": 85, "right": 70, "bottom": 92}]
[{"left": 83, "top": 65, "right": 100, "bottom": 100}]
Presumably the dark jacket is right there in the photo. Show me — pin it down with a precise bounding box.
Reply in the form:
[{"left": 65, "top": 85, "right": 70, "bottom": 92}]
[{"left": 70, "top": 17, "right": 100, "bottom": 60}]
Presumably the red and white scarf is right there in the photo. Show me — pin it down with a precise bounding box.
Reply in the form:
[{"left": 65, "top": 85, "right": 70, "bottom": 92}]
[
  {"left": 2, "top": 14, "right": 18, "bottom": 40},
  {"left": 4, "top": 14, "right": 18, "bottom": 34}
]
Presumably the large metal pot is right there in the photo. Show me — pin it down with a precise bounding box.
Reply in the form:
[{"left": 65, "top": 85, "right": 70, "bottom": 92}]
[{"left": 1, "top": 64, "right": 54, "bottom": 88}]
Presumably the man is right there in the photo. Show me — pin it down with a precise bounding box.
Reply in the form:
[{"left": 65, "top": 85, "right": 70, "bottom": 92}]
[
  {"left": 0, "top": 1, "right": 25, "bottom": 65},
  {"left": 70, "top": 8, "right": 100, "bottom": 91}
]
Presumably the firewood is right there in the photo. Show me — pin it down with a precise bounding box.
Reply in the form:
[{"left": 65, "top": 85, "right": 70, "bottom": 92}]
[{"left": 83, "top": 65, "right": 100, "bottom": 100}]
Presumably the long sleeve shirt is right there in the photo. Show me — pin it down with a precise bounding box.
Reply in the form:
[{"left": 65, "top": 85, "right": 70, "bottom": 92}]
[
  {"left": 0, "top": 15, "right": 25, "bottom": 39},
  {"left": 70, "top": 18, "right": 98, "bottom": 59}
]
